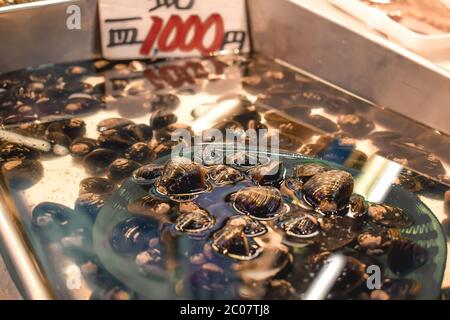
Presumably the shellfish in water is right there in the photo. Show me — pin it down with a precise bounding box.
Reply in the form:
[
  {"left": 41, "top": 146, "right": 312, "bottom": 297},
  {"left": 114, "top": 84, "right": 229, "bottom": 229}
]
[
  {"left": 249, "top": 161, "right": 286, "bottom": 187},
  {"left": 157, "top": 157, "right": 208, "bottom": 196},
  {"left": 368, "top": 204, "right": 412, "bottom": 228},
  {"left": 302, "top": 170, "right": 354, "bottom": 214},
  {"left": 293, "top": 163, "right": 330, "bottom": 185},
  {"left": 208, "top": 165, "right": 244, "bottom": 185},
  {"left": 226, "top": 215, "right": 267, "bottom": 237},
  {"left": 127, "top": 195, "right": 172, "bottom": 223},
  {"left": 387, "top": 239, "right": 428, "bottom": 275},
  {"left": 175, "top": 206, "right": 215, "bottom": 235},
  {"left": 316, "top": 215, "right": 361, "bottom": 251},
  {"left": 232, "top": 186, "right": 285, "bottom": 220},
  {"left": 211, "top": 225, "right": 262, "bottom": 260},
  {"left": 280, "top": 214, "right": 320, "bottom": 239},
  {"left": 131, "top": 164, "right": 163, "bottom": 185}
]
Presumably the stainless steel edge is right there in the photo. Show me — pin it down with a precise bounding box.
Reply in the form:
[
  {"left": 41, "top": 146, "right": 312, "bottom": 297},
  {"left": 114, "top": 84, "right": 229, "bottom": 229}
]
[
  {"left": 0, "top": 0, "right": 100, "bottom": 74},
  {"left": 0, "top": 181, "right": 54, "bottom": 300},
  {"left": 247, "top": 0, "right": 450, "bottom": 135}
]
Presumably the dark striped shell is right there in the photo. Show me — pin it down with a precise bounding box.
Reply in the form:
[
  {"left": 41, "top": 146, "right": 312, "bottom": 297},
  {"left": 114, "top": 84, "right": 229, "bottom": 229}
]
[
  {"left": 294, "top": 163, "right": 329, "bottom": 184},
  {"left": 157, "top": 157, "right": 207, "bottom": 195},
  {"left": 233, "top": 186, "right": 284, "bottom": 220},
  {"left": 302, "top": 170, "right": 354, "bottom": 214},
  {"left": 211, "top": 225, "right": 261, "bottom": 260}
]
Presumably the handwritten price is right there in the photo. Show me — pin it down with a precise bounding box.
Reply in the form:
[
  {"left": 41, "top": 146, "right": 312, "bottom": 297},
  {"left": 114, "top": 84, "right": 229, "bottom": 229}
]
[{"left": 140, "top": 14, "right": 224, "bottom": 56}]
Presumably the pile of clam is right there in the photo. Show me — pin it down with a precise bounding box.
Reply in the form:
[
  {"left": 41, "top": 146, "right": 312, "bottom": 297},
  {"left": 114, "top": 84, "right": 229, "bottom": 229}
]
[{"left": 104, "top": 153, "right": 428, "bottom": 300}]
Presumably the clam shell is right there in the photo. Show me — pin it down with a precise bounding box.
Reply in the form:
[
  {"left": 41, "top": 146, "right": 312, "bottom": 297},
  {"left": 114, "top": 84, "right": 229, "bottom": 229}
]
[
  {"left": 302, "top": 170, "right": 354, "bottom": 214},
  {"left": 233, "top": 186, "right": 285, "bottom": 220}
]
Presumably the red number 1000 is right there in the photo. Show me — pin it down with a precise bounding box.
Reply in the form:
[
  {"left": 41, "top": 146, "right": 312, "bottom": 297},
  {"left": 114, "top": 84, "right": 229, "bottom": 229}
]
[{"left": 140, "top": 14, "right": 224, "bottom": 56}]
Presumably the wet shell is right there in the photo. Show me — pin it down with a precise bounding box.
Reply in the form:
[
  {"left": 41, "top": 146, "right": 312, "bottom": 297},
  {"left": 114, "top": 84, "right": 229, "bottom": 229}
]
[
  {"left": 211, "top": 226, "right": 262, "bottom": 260},
  {"left": 226, "top": 215, "right": 267, "bottom": 237},
  {"left": 107, "top": 158, "right": 141, "bottom": 183},
  {"left": 70, "top": 138, "right": 97, "bottom": 159},
  {"left": 280, "top": 214, "right": 320, "bottom": 239},
  {"left": 128, "top": 195, "right": 172, "bottom": 221},
  {"left": 249, "top": 161, "right": 286, "bottom": 187},
  {"left": 316, "top": 215, "right": 360, "bottom": 251},
  {"left": 32, "top": 202, "right": 74, "bottom": 234},
  {"left": 387, "top": 239, "right": 428, "bottom": 275},
  {"left": 79, "top": 177, "right": 115, "bottom": 195},
  {"left": 349, "top": 194, "right": 368, "bottom": 219},
  {"left": 1, "top": 159, "right": 43, "bottom": 190},
  {"left": 74, "top": 192, "right": 105, "bottom": 221},
  {"left": 233, "top": 186, "right": 284, "bottom": 220},
  {"left": 83, "top": 148, "right": 118, "bottom": 174},
  {"left": 136, "top": 246, "right": 166, "bottom": 277},
  {"left": 175, "top": 208, "right": 215, "bottom": 235},
  {"left": 305, "top": 252, "right": 366, "bottom": 298},
  {"left": 125, "top": 142, "right": 154, "bottom": 164},
  {"left": 357, "top": 227, "right": 395, "bottom": 256},
  {"left": 97, "top": 129, "right": 137, "bottom": 151},
  {"left": 294, "top": 163, "right": 329, "bottom": 184},
  {"left": 370, "top": 278, "right": 421, "bottom": 300},
  {"left": 0, "top": 142, "right": 40, "bottom": 163},
  {"left": 150, "top": 110, "right": 177, "bottom": 130},
  {"left": 302, "top": 170, "right": 354, "bottom": 214},
  {"left": 97, "top": 118, "right": 134, "bottom": 132},
  {"left": 208, "top": 165, "right": 244, "bottom": 185},
  {"left": 368, "top": 204, "right": 412, "bottom": 228},
  {"left": 157, "top": 158, "right": 208, "bottom": 196},
  {"left": 111, "top": 217, "right": 157, "bottom": 254},
  {"left": 122, "top": 124, "right": 153, "bottom": 142},
  {"left": 132, "top": 164, "right": 164, "bottom": 185}
]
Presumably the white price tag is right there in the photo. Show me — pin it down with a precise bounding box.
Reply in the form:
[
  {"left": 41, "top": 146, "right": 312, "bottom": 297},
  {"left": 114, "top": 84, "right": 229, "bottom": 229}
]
[{"left": 98, "top": 0, "right": 250, "bottom": 60}]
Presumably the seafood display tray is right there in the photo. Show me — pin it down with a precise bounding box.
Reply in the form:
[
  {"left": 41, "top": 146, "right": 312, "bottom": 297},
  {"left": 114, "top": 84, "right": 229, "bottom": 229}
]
[{"left": 0, "top": 0, "right": 448, "bottom": 300}]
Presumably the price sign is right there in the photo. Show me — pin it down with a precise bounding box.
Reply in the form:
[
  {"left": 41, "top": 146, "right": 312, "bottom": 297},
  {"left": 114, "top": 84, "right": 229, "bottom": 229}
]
[{"left": 99, "top": 0, "right": 250, "bottom": 60}]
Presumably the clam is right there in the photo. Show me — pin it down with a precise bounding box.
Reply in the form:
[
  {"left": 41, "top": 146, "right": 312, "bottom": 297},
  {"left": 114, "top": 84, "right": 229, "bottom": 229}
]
[
  {"left": 368, "top": 204, "right": 412, "bottom": 228},
  {"left": 349, "top": 195, "right": 368, "bottom": 219},
  {"left": 370, "top": 278, "right": 421, "bottom": 300},
  {"left": 128, "top": 195, "right": 172, "bottom": 221},
  {"left": 232, "top": 186, "right": 285, "bottom": 220},
  {"left": 97, "top": 129, "right": 137, "bottom": 151},
  {"left": 106, "top": 158, "right": 141, "bottom": 183},
  {"left": 316, "top": 215, "right": 360, "bottom": 251},
  {"left": 264, "top": 280, "right": 297, "bottom": 300},
  {"left": 305, "top": 252, "right": 366, "bottom": 298},
  {"left": 122, "top": 124, "right": 153, "bottom": 142},
  {"left": 136, "top": 246, "right": 166, "bottom": 277},
  {"left": 208, "top": 165, "right": 244, "bottom": 185},
  {"left": 157, "top": 158, "right": 208, "bottom": 196},
  {"left": 131, "top": 164, "right": 164, "bottom": 185},
  {"left": 97, "top": 118, "right": 134, "bottom": 132},
  {"left": 79, "top": 177, "right": 115, "bottom": 196},
  {"left": 1, "top": 159, "right": 43, "bottom": 190},
  {"left": 293, "top": 163, "right": 329, "bottom": 184},
  {"left": 70, "top": 138, "right": 97, "bottom": 159},
  {"left": 249, "top": 161, "right": 286, "bottom": 187},
  {"left": 357, "top": 227, "right": 397, "bottom": 256},
  {"left": 175, "top": 206, "right": 215, "bottom": 235},
  {"left": 302, "top": 170, "right": 354, "bottom": 214},
  {"left": 226, "top": 215, "right": 267, "bottom": 237},
  {"left": 280, "top": 214, "right": 320, "bottom": 239},
  {"left": 32, "top": 202, "right": 74, "bottom": 234},
  {"left": 211, "top": 225, "right": 262, "bottom": 260},
  {"left": 125, "top": 142, "right": 154, "bottom": 164},
  {"left": 150, "top": 109, "right": 177, "bottom": 130},
  {"left": 83, "top": 148, "right": 118, "bottom": 174},
  {"left": 0, "top": 142, "right": 40, "bottom": 163},
  {"left": 387, "top": 239, "right": 428, "bottom": 275},
  {"left": 111, "top": 217, "right": 157, "bottom": 254},
  {"left": 74, "top": 192, "right": 105, "bottom": 221}
]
